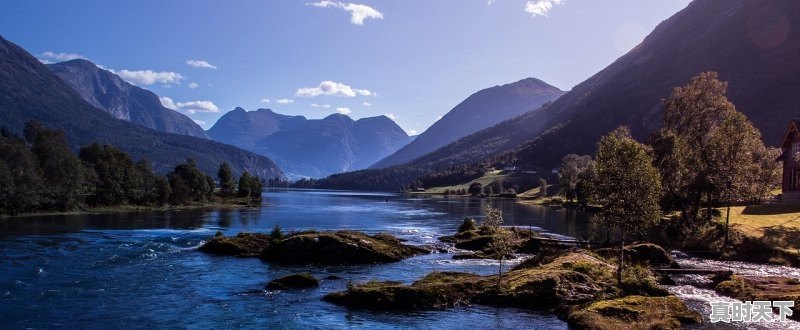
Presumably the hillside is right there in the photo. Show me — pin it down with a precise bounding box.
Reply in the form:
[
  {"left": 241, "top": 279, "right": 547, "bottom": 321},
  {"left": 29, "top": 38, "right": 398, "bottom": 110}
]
[
  {"left": 307, "top": 0, "right": 800, "bottom": 190},
  {"left": 0, "top": 35, "right": 284, "bottom": 180},
  {"left": 370, "top": 78, "right": 563, "bottom": 169},
  {"left": 48, "top": 59, "right": 208, "bottom": 138}
]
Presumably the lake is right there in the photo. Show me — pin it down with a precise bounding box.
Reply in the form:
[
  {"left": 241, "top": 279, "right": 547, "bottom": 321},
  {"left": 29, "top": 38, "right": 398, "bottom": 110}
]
[
  {"left": 0, "top": 189, "right": 591, "bottom": 329},
  {"left": 2, "top": 189, "right": 797, "bottom": 329}
]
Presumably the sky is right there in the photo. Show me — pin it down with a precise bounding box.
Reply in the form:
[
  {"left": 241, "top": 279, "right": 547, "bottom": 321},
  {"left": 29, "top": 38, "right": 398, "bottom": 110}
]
[{"left": 1, "top": 0, "right": 692, "bottom": 135}]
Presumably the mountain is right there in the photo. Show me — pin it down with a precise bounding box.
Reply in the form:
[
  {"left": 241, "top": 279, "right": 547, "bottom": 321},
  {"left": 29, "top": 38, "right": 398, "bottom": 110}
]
[
  {"left": 208, "top": 109, "right": 412, "bottom": 178},
  {"left": 370, "top": 78, "right": 564, "bottom": 168},
  {"left": 308, "top": 0, "right": 800, "bottom": 190},
  {"left": 47, "top": 59, "right": 208, "bottom": 138},
  {"left": 0, "top": 35, "right": 284, "bottom": 180}
]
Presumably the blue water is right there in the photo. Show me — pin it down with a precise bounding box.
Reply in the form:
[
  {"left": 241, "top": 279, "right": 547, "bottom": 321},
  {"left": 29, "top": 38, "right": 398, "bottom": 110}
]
[{"left": 0, "top": 189, "right": 592, "bottom": 329}]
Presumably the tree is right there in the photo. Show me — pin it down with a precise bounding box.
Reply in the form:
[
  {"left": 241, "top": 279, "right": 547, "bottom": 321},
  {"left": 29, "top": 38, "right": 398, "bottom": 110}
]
[
  {"left": 238, "top": 171, "right": 253, "bottom": 198},
  {"left": 27, "top": 121, "right": 85, "bottom": 211},
  {"left": 538, "top": 178, "right": 548, "bottom": 198},
  {"left": 218, "top": 162, "right": 236, "bottom": 198},
  {"left": 558, "top": 154, "right": 595, "bottom": 202},
  {"left": 249, "top": 175, "right": 263, "bottom": 201},
  {"left": 706, "top": 111, "right": 779, "bottom": 247},
  {"left": 483, "top": 206, "right": 514, "bottom": 288},
  {"left": 482, "top": 184, "right": 494, "bottom": 196},
  {"left": 168, "top": 159, "right": 211, "bottom": 204},
  {"left": 592, "top": 127, "right": 662, "bottom": 287},
  {"left": 0, "top": 133, "right": 41, "bottom": 214},
  {"left": 652, "top": 72, "right": 736, "bottom": 227},
  {"left": 271, "top": 224, "right": 285, "bottom": 240},
  {"left": 468, "top": 182, "right": 483, "bottom": 197}
]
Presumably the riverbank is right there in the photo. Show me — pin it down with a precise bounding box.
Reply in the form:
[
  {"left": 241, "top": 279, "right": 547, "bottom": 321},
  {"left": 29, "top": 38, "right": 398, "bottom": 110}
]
[{"left": 0, "top": 197, "right": 261, "bottom": 219}]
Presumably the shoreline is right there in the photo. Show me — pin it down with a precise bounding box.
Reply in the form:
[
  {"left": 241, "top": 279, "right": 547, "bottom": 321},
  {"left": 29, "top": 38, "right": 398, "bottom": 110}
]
[{"left": 0, "top": 200, "right": 261, "bottom": 219}]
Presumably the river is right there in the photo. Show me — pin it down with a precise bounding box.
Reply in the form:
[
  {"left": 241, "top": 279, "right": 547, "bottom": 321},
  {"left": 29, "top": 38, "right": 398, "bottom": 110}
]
[{"left": 0, "top": 189, "right": 798, "bottom": 329}]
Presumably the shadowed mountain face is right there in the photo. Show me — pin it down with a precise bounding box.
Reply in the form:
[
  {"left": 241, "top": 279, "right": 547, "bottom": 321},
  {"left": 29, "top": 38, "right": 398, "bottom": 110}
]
[
  {"left": 307, "top": 0, "right": 800, "bottom": 191},
  {"left": 48, "top": 59, "right": 207, "bottom": 139},
  {"left": 0, "top": 35, "right": 284, "bottom": 180},
  {"left": 394, "top": 0, "right": 800, "bottom": 172},
  {"left": 369, "top": 78, "right": 564, "bottom": 169},
  {"left": 208, "top": 109, "right": 412, "bottom": 179}
]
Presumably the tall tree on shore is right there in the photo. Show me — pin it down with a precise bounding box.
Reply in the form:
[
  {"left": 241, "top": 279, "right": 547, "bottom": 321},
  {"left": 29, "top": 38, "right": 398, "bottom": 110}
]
[
  {"left": 26, "top": 121, "right": 85, "bottom": 211},
  {"left": 483, "top": 206, "right": 514, "bottom": 289},
  {"left": 706, "top": 111, "right": 780, "bottom": 247},
  {"left": 218, "top": 162, "right": 236, "bottom": 198},
  {"left": 592, "top": 127, "right": 662, "bottom": 287},
  {"left": 238, "top": 171, "right": 253, "bottom": 198}
]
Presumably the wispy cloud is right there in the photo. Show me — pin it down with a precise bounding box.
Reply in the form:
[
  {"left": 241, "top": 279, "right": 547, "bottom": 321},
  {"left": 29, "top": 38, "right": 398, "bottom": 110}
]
[
  {"left": 276, "top": 98, "right": 294, "bottom": 104},
  {"left": 39, "top": 51, "right": 88, "bottom": 63},
  {"left": 296, "top": 80, "right": 373, "bottom": 98},
  {"left": 186, "top": 59, "right": 217, "bottom": 69},
  {"left": 524, "top": 0, "right": 564, "bottom": 17},
  {"left": 311, "top": 103, "right": 332, "bottom": 108},
  {"left": 113, "top": 69, "right": 185, "bottom": 86},
  {"left": 307, "top": 1, "right": 383, "bottom": 25},
  {"left": 188, "top": 82, "right": 199, "bottom": 89},
  {"left": 193, "top": 119, "right": 207, "bottom": 126},
  {"left": 261, "top": 98, "right": 271, "bottom": 103},
  {"left": 384, "top": 113, "right": 397, "bottom": 120},
  {"left": 336, "top": 107, "right": 352, "bottom": 115},
  {"left": 160, "top": 97, "right": 219, "bottom": 114},
  {"left": 362, "top": 102, "right": 372, "bottom": 107},
  {"left": 408, "top": 129, "right": 418, "bottom": 135}
]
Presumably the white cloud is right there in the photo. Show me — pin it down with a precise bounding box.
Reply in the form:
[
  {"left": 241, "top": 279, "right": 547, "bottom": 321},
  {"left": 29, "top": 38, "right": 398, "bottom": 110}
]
[
  {"left": 362, "top": 102, "right": 372, "bottom": 107},
  {"left": 193, "top": 119, "right": 207, "bottom": 126},
  {"left": 336, "top": 107, "right": 352, "bottom": 115},
  {"left": 308, "top": 1, "right": 383, "bottom": 25},
  {"left": 39, "top": 51, "right": 88, "bottom": 62},
  {"left": 186, "top": 59, "right": 217, "bottom": 69},
  {"left": 261, "top": 98, "right": 271, "bottom": 103},
  {"left": 437, "top": 115, "right": 444, "bottom": 120},
  {"left": 188, "top": 82, "right": 199, "bottom": 89},
  {"left": 384, "top": 113, "right": 398, "bottom": 120},
  {"left": 276, "top": 98, "right": 294, "bottom": 104},
  {"left": 408, "top": 129, "right": 418, "bottom": 135},
  {"left": 296, "top": 80, "right": 373, "bottom": 98},
  {"left": 160, "top": 97, "right": 219, "bottom": 114},
  {"left": 524, "top": 0, "right": 564, "bottom": 17},
  {"left": 113, "top": 69, "right": 185, "bottom": 86}
]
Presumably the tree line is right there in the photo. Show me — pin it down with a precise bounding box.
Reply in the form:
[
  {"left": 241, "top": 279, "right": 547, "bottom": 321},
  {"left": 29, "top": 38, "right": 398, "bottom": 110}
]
[{"left": 0, "top": 121, "right": 264, "bottom": 215}]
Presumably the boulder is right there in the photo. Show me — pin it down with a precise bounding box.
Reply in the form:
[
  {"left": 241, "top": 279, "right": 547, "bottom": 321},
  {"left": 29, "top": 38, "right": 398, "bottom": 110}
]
[
  {"left": 198, "top": 232, "right": 272, "bottom": 257},
  {"left": 266, "top": 273, "right": 319, "bottom": 290},
  {"left": 260, "top": 231, "right": 428, "bottom": 265},
  {"left": 566, "top": 295, "right": 702, "bottom": 330}
]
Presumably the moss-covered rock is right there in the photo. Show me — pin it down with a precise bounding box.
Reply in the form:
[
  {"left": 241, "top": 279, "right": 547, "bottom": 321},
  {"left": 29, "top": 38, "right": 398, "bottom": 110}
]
[
  {"left": 265, "top": 273, "right": 319, "bottom": 290},
  {"left": 198, "top": 232, "right": 272, "bottom": 257},
  {"left": 323, "top": 272, "right": 482, "bottom": 310},
  {"left": 566, "top": 295, "right": 702, "bottom": 330},
  {"left": 260, "top": 231, "right": 428, "bottom": 265},
  {"left": 715, "top": 275, "right": 800, "bottom": 320}
]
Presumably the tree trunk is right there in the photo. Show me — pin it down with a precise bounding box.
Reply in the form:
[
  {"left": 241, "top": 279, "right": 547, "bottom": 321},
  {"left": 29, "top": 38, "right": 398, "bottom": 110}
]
[
  {"left": 724, "top": 204, "right": 731, "bottom": 248},
  {"left": 617, "top": 228, "right": 625, "bottom": 288},
  {"left": 706, "top": 190, "right": 713, "bottom": 223},
  {"left": 497, "top": 257, "right": 504, "bottom": 289}
]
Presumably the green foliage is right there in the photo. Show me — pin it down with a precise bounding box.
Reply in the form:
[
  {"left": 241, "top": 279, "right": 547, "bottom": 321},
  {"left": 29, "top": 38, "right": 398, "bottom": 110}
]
[
  {"left": 482, "top": 206, "right": 515, "bottom": 287},
  {"left": 651, "top": 72, "right": 777, "bottom": 227},
  {"left": 238, "top": 171, "right": 253, "bottom": 198},
  {"left": 592, "top": 126, "right": 662, "bottom": 286},
  {"left": 218, "top": 162, "right": 235, "bottom": 198},
  {"left": 270, "top": 224, "right": 285, "bottom": 241},
  {"left": 558, "top": 154, "right": 595, "bottom": 204},
  {"left": 168, "top": 159, "right": 213, "bottom": 205},
  {"left": 27, "top": 121, "right": 85, "bottom": 211},
  {"left": 468, "top": 182, "right": 482, "bottom": 196},
  {"left": 458, "top": 218, "right": 478, "bottom": 233}
]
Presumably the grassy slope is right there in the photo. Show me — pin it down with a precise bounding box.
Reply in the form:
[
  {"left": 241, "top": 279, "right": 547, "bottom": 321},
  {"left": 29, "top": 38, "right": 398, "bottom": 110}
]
[{"left": 723, "top": 204, "right": 800, "bottom": 237}]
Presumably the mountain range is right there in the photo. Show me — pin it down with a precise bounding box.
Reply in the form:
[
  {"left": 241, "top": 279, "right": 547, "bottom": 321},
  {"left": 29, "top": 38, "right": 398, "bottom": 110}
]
[
  {"left": 0, "top": 35, "right": 284, "bottom": 180},
  {"left": 370, "top": 78, "right": 563, "bottom": 169},
  {"left": 310, "top": 0, "right": 800, "bottom": 190},
  {"left": 208, "top": 108, "right": 412, "bottom": 179},
  {"left": 48, "top": 59, "right": 208, "bottom": 139}
]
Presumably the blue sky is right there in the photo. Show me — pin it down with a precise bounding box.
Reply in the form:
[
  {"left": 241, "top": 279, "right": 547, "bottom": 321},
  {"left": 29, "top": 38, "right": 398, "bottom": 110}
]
[{"left": 1, "top": 0, "right": 691, "bottom": 134}]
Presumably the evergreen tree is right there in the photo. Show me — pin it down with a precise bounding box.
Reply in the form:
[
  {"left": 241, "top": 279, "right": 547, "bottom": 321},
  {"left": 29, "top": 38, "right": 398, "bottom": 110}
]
[
  {"left": 27, "top": 121, "right": 85, "bottom": 211},
  {"left": 238, "top": 171, "right": 253, "bottom": 198},
  {"left": 218, "top": 162, "right": 236, "bottom": 198}
]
